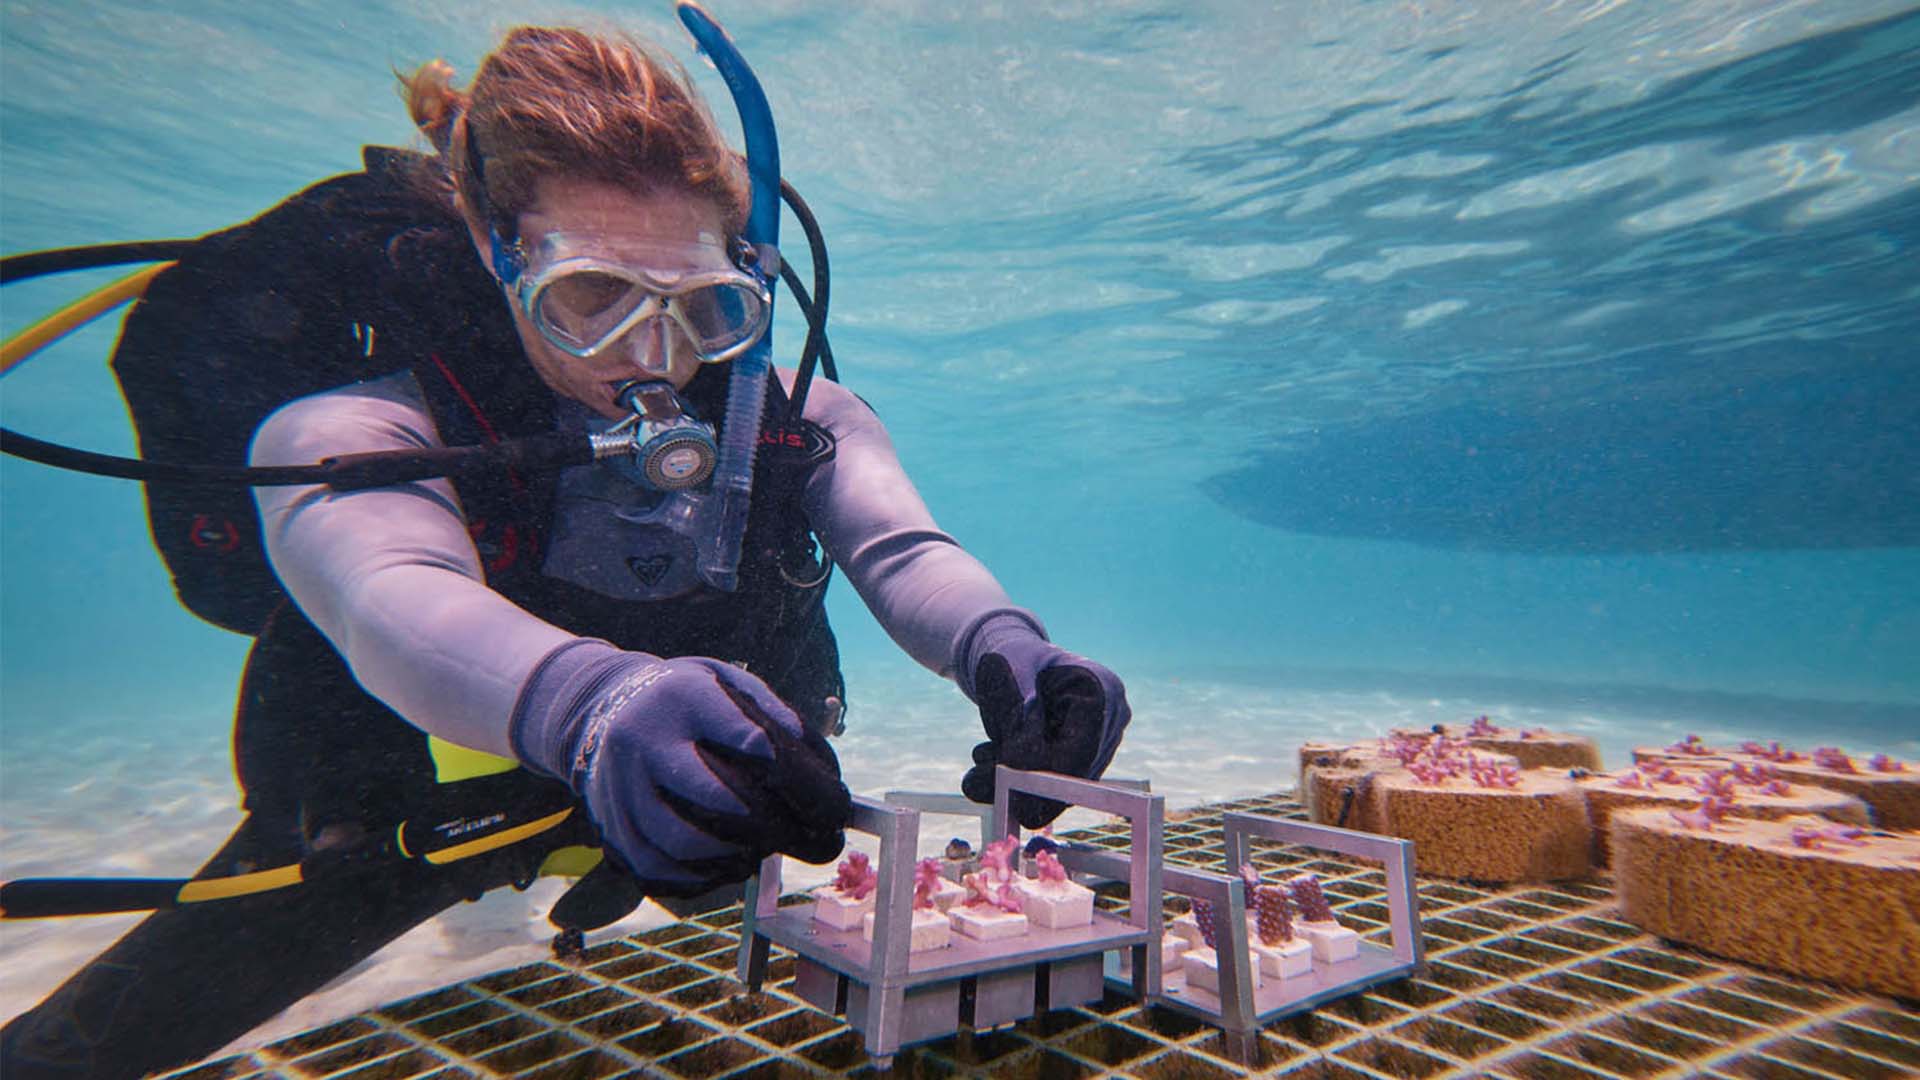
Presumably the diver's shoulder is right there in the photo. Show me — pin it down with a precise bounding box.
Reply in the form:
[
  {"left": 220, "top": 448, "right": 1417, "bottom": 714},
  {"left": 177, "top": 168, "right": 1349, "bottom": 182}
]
[
  {"left": 777, "top": 370, "right": 881, "bottom": 431},
  {"left": 250, "top": 372, "right": 440, "bottom": 467}
]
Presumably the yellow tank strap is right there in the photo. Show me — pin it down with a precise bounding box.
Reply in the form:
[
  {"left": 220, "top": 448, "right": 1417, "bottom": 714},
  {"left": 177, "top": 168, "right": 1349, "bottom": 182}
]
[
  {"left": 424, "top": 809, "right": 574, "bottom": 866},
  {"left": 0, "top": 262, "right": 173, "bottom": 376},
  {"left": 537, "top": 845, "right": 605, "bottom": 879},
  {"left": 427, "top": 735, "right": 520, "bottom": 783},
  {"left": 176, "top": 862, "right": 305, "bottom": 904}
]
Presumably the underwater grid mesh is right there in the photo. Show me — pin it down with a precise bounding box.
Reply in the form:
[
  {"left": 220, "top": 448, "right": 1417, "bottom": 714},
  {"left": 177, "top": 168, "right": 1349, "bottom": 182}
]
[{"left": 162, "top": 793, "right": 1920, "bottom": 1080}]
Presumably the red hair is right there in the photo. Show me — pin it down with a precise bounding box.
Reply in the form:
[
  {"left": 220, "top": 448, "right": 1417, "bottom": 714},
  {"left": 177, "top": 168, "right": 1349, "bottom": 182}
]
[{"left": 400, "top": 26, "right": 747, "bottom": 236}]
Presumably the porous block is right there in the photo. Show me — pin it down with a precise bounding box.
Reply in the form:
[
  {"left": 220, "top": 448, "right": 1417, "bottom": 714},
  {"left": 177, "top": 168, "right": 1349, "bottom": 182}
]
[
  {"left": 950, "top": 905, "right": 1028, "bottom": 942},
  {"left": 1251, "top": 937, "right": 1313, "bottom": 979},
  {"left": 1374, "top": 769, "right": 1591, "bottom": 882},
  {"left": 1303, "top": 764, "right": 1384, "bottom": 832},
  {"left": 1016, "top": 879, "right": 1094, "bottom": 929},
  {"left": 1440, "top": 724, "right": 1603, "bottom": 771},
  {"left": 1613, "top": 809, "right": 1920, "bottom": 999},
  {"left": 1297, "top": 920, "right": 1360, "bottom": 963},
  {"left": 864, "top": 907, "right": 952, "bottom": 952},
  {"left": 1181, "top": 946, "right": 1261, "bottom": 994},
  {"left": 811, "top": 887, "right": 873, "bottom": 930},
  {"left": 1296, "top": 740, "right": 1374, "bottom": 785}
]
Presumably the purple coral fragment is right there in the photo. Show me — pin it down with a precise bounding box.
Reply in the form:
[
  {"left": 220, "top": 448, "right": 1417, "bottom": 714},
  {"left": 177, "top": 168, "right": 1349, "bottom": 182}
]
[
  {"left": 1192, "top": 898, "right": 1218, "bottom": 950},
  {"left": 1254, "top": 884, "right": 1294, "bottom": 946},
  {"left": 1384, "top": 734, "right": 1426, "bottom": 767},
  {"left": 1741, "top": 741, "right": 1802, "bottom": 763},
  {"left": 1289, "top": 874, "right": 1336, "bottom": 923},
  {"left": 1669, "top": 795, "right": 1730, "bottom": 830},
  {"left": 1868, "top": 754, "right": 1906, "bottom": 773},
  {"left": 1811, "top": 747, "right": 1857, "bottom": 773},
  {"left": 1667, "top": 733, "right": 1714, "bottom": 756},
  {"left": 1638, "top": 763, "right": 1683, "bottom": 785},
  {"left": 1690, "top": 770, "right": 1738, "bottom": 802},
  {"left": 1790, "top": 823, "right": 1867, "bottom": 849},
  {"left": 1466, "top": 714, "right": 1499, "bottom": 738}
]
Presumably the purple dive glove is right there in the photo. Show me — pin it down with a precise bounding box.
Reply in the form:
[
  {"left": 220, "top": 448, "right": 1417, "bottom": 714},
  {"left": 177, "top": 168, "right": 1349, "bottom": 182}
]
[
  {"left": 958, "top": 613, "right": 1131, "bottom": 828},
  {"left": 511, "top": 640, "right": 851, "bottom": 897}
]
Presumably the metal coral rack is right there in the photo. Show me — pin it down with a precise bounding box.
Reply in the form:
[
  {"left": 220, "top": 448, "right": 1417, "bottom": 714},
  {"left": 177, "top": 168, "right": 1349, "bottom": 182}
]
[{"left": 734, "top": 767, "right": 1165, "bottom": 1067}]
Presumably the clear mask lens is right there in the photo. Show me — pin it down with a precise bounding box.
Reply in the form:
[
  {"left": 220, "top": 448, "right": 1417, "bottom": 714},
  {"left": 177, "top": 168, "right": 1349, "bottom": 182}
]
[{"left": 527, "top": 267, "right": 769, "bottom": 361}]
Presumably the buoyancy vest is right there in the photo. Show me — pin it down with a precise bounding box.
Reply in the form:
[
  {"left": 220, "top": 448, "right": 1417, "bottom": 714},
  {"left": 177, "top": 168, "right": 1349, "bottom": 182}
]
[{"left": 117, "top": 147, "right": 846, "bottom": 845}]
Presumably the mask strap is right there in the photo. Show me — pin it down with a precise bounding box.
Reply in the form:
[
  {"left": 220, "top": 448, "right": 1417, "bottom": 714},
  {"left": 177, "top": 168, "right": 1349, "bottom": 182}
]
[{"left": 460, "top": 116, "right": 525, "bottom": 286}]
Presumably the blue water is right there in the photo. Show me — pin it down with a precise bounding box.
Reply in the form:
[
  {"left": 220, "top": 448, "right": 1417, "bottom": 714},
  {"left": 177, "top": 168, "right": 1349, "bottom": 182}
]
[{"left": 3, "top": 0, "right": 1919, "bottom": 1034}]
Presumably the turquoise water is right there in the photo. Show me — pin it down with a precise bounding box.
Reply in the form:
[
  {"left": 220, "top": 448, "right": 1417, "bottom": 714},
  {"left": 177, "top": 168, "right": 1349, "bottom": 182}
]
[{"left": 3, "top": 0, "right": 1919, "bottom": 1038}]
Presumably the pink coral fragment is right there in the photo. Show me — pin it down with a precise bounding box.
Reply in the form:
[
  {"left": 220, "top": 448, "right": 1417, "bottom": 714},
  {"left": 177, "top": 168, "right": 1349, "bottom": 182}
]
[
  {"left": 1034, "top": 849, "right": 1069, "bottom": 885},
  {"left": 1612, "top": 771, "right": 1647, "bottom": 790},
  {"left": 980, "top": 836, "right": 1019, "bottom": 882},
  {"left": 1469, "top": 754, "right": 1522, "bottom": 789},
  {"left": 913, "top": 858, "right": 942, "bottom": 910},
  {"left": 833, "top": 851, "right": 877, "bottom": 900},
  {"left": 1466, "top": 714, "right": 1499, "bottom": 738},
  {"left": 1192, "top": 898, "right": 1218, "bottom": 949}
]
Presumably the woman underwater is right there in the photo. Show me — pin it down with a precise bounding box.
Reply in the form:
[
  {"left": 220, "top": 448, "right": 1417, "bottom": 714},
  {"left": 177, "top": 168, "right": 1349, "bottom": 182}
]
[{"left": 2, "top": 17, "right": 1128, "bottom": 1078}]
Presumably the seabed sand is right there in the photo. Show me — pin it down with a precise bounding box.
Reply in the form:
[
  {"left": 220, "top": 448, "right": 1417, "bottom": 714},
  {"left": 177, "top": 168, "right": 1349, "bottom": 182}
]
[{"left": 3, "top": 666, "right": 1914, "bottom": 1057}]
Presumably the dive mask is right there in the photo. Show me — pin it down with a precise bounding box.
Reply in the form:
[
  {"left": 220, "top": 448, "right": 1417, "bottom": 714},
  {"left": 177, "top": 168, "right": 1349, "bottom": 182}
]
[{"left": 495, "top": 230, "right": 773, "bottom": 365}]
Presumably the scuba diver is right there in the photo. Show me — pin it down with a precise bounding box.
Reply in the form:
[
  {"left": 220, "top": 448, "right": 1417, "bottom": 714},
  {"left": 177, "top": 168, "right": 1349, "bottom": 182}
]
[{"left": 0, "top": 8, "right": 1129, "bottom": 1077}]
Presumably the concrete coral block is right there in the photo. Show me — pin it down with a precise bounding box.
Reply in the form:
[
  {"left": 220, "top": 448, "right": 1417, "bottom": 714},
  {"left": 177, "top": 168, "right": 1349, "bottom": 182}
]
[
  {"left": 863, "top": 907, "right": 952, "bottom": 952},
  {"left": 811, "top": 887, "right": 872, "bottom": 930}
]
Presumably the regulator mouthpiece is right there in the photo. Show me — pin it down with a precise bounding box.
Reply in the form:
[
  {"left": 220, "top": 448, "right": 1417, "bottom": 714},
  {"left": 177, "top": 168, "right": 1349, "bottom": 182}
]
[{"left": 588, "top": 380, "right": 718, "bottom": 491}]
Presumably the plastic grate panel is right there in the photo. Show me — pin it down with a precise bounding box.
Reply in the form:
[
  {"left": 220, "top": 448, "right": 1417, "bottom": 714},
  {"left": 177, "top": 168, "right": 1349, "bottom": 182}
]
[{"left": 153, "top": 791, "right": 1918, "bottom": 1080}]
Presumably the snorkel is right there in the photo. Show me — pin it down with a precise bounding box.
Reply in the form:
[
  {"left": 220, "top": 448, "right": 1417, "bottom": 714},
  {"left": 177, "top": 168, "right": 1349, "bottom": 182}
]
[{"left": 677, "top": 1, "right": 779, "bottom": 592}]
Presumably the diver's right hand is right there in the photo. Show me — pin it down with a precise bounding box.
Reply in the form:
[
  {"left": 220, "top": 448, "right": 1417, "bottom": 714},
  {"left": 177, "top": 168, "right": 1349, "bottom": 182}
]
[{"left": 510, "top": 640, "right": 851, "bottom": 897}]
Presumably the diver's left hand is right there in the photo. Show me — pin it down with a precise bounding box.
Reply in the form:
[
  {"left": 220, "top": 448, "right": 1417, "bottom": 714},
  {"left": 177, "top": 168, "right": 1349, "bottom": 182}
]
[{"left": 959, "top": 615, "right": 1130, "bottom": 828}]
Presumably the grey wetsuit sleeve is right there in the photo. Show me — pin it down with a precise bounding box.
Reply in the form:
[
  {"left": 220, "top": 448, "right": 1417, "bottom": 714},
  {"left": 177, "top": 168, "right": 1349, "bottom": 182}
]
[
  {"left": 249, "top": 372, "right": 575, "bottom": 758},
  {"left": 794, "top": 375, "right": 1044, "bottom": 681}
]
